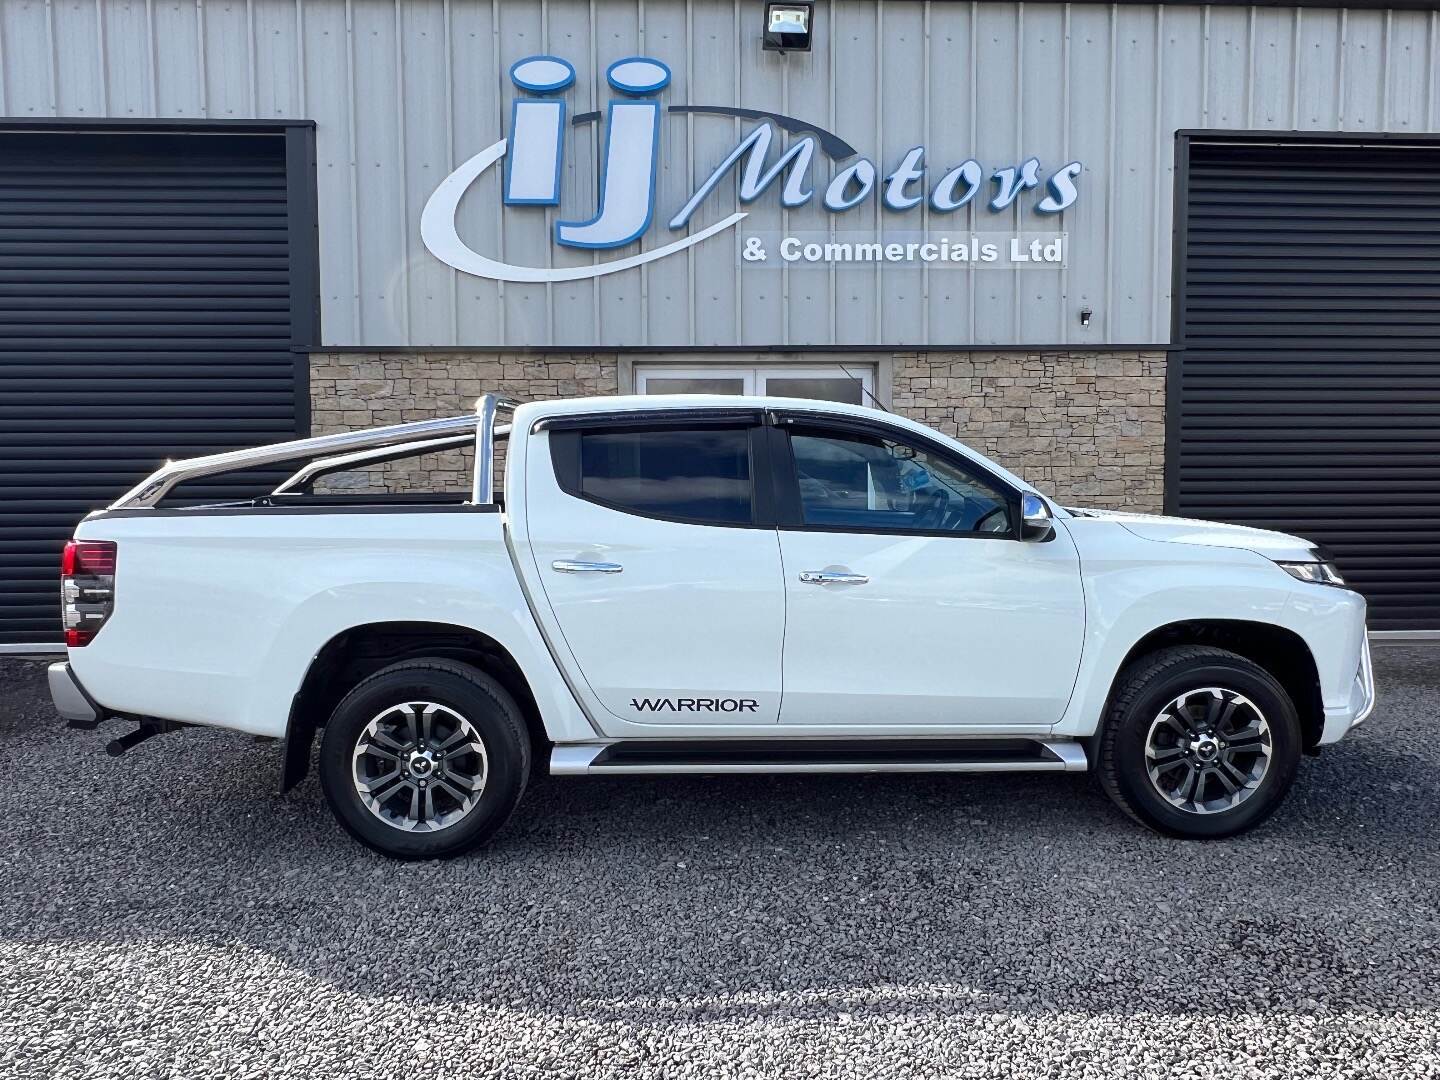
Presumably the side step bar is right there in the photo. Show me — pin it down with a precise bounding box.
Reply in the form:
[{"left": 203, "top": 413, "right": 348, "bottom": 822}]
[{"left": 551, "top": 738, "right": 1088, "bottom": 776}]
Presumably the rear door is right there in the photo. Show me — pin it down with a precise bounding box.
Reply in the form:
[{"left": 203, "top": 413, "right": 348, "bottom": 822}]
[{"left": 523, "top": 411, "right": 785, "bottom": 725}]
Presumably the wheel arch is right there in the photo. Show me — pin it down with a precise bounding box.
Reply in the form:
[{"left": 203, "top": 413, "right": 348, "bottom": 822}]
[
  {"left": 1100, "top": 619, "right": 1325, "bottom": 753},
  {"left": 280, "top": 620, "right": 549, "bottom": 793}
]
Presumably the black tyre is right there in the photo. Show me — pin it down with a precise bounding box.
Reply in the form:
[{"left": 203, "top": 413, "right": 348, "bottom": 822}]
[
  {"left": 1096, "top": 645, "right": 1302, "bottom": 839},
  {"left": 318, "top": 658, "right": 530, "bottom": 859}
]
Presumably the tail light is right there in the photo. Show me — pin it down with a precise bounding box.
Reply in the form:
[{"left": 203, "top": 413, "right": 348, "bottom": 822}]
[{"left": 61, "top": 540, "right": 117, "bottom": 647}]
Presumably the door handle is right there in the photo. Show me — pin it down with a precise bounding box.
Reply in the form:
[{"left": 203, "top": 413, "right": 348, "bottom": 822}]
[
  {"left": 799, "top": 570, "right": 869, "bottom": 586},
  {"left": 552, "top": 559, "right": 624, "bottom": 574}
]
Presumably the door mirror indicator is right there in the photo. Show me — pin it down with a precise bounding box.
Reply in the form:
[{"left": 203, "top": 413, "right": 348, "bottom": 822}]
[{"left": 1021, "top": 493, "right": 1055, "bottom": 542}]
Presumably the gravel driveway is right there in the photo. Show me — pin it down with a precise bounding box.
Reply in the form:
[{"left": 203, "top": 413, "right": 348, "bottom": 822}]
[{"left": 1, "top": 649, "right": 1437, "bottom": 1079}]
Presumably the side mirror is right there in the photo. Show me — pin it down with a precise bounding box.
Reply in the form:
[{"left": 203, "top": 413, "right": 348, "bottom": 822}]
[{"left": 1021, "top": 493, "right": 1055, "bottom": 542}]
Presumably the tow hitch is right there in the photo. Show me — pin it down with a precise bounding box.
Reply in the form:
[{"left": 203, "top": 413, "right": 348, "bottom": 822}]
[
  {"left": 50, "top": 662, "right": 185, "bottom": 755},
  {"left": 66, "top": 713, "right": 180, "bottom": 756},
  {"left": 105, "top": 722, "right": 170, "bottom": 757}
]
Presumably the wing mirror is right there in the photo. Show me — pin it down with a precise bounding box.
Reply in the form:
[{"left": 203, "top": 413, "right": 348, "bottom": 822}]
[{"left": 1021, "top": 493, "right": 1055, "bottom": 542}]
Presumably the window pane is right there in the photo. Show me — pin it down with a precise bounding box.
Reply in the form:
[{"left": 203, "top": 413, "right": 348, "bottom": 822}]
[
  {"left": 580, "top": 427, "right": 753, "bottom": 524},
  {"left": 790, "top": 429, "right": 1011, "bottom": 534},
  {"left": 764, "top": 376, "right": 865, "bottom": 405},
  {"left": 641, "top": 377, "right": 747, "bottom": 395}
]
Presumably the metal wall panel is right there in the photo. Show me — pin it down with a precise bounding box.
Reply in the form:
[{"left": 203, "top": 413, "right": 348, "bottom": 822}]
[
  {"left": 3, "top": 0, "right": 1439, "bottom": 348},
  {"left": 0, "top": 129, "right": 306, "bottom": 646},
  {"left": 1171, "top": 138, "right": 1440, "bottom": 632}
]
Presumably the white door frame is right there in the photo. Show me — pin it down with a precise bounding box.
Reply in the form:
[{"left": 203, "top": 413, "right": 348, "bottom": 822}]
[
  {"left": 633, "top": 365, "right": 756, "bottom": 395},
  {"left": 628, "top": 357, "right": 883, "bottom": 406}
]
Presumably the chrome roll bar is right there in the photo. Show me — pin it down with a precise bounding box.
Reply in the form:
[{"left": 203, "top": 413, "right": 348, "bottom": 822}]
[
  {"left": 473, "top": 392, "right": 506, "bottom": 506},
  {"left": 108, "top": 394, "right": 519, "bottom": 510},
  {"left": 271, "top": 433, "right": 481, "bottom": 495}
]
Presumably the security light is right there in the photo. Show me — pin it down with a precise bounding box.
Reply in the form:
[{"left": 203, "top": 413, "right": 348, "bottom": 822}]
[{"left": 763, "top": 2, "right": 813, "bottom": 52}]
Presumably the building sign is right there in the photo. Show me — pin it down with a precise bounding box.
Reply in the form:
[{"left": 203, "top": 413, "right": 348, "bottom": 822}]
[
  {"left": 421, "top": 55, "right": 1083, "bottom": 283},
  {"left": 740, "top": 232, "right": 1067, "bottom": 269}
]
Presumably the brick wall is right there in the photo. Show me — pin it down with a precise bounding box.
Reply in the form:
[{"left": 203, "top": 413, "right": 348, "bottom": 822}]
[
  {"left": 308, "top": 352, "right": 619, "bottom": 493},
  {"left": 890, "top": 350, "right": 1168, "bottom": 511},
  {"left": 308, "top": 349, "right": 1165, "bottom": 509}
]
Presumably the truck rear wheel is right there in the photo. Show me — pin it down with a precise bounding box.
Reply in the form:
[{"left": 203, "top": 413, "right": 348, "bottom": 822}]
[
  {"left": 1096, "top": 645, "right": 1302, "bottom": 839},
  {"left": 318, "top": 658, "right": 530, "bottom": 859}
]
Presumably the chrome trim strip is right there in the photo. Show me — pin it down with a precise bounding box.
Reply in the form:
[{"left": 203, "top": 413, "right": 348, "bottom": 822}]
[
  {"left": 0, "top": 643, "right": 64, "bottom": 657},
  {"left": 552, "top": 560, "right": 624, "bottom": 574},
  {"left": 110, "top": 394, "right": 519, "bottom": 510},
  {"left": 584, "top": 760, "right": 1075, "bottom": 775},
  {"left": 549, "top": 742, "right": 1091, "bottom": 776}
]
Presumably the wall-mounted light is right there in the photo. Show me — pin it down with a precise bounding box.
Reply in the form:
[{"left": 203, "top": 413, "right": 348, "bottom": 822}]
[
  {"left": 763, "top": 2, "right": 813, "bottom": 52},
  {"left": 1079, "top": 307, "right": 1093, "bottom": 328}
]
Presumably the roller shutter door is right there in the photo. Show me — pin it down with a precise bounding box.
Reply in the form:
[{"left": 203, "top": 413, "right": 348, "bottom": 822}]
[
  {"left": 0, "top": 129, "right": 313, "bottom": 649},
  {"left": 1172, "top": 138, "right": 1440, "bottom": 633}
]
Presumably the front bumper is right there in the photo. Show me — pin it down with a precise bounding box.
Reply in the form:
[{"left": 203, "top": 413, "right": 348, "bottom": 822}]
[
  {"left": 48, "top": 662, "right": 99, "bottom": 724},
  {"left": 1319, "top": 635, "right": 1375, "bottom": 745}
]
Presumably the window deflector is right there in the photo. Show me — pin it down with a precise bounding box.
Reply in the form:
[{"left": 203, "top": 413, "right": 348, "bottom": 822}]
[{"left": 773, "top": 413, "right": 1021, "bottom": 536}]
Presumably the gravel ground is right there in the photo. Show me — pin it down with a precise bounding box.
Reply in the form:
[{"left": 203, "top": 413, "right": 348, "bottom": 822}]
[{"left": 0, "top": 650, "right": 1437, "bottom": 1079}]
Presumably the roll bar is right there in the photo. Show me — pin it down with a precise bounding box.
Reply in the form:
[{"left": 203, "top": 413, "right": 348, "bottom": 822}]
[
  {"left": 270, "top": 434, "right": 478, "bottom": 495},
  {"left": 108, "top": 394, "right": 520, "bottom": 510}
]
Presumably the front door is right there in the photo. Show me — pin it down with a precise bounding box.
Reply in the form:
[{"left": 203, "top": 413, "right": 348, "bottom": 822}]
[
  {"left": 771, "top": 416, "right": 1086, "bottom": 729},
  {"left": 524, "top": 414, "right": 785, "bottom": 726}
]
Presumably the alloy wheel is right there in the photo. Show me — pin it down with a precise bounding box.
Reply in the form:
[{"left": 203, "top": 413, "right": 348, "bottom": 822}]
[
  {"left": 1144, "top": 687, "right": 1273, "bottom": 815},
  {"left": 351, "top": 701, "right": 489, "bottom": 832}
]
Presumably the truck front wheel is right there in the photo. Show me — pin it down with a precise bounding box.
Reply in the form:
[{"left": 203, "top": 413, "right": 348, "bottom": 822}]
[
  {"left": 318, "top": 658, "right": 530, "bottom": 859},
  {"left": 1096, "top": 645, "right": 1302, "bottom": 839}
]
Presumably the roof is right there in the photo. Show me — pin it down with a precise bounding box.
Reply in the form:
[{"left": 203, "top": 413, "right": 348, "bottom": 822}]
[
  {"left": 519, "top": 392, "right": 878, "bottom": 420},
  {"left": 515, "top": 394, "right": 1039, "bottom": 497}
]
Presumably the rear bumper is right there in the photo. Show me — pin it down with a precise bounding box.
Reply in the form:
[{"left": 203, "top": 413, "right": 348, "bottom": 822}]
[
  {"left": 1319, "top": 634, "right": 1375, "bottom": 745},
  {"left": 48, "top": 661, "right": 100, "bottom": 724}
]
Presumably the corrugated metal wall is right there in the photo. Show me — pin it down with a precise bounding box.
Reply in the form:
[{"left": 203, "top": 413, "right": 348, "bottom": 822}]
[
  {"left": 0, "top": 129, "right": 303, "bottom": 646},
  {"left": 2, "top": 0, "right": 1437, "bottom": 348},
  {"left": 1172, "top": 137, "right": 1440, "bottom": 633}
]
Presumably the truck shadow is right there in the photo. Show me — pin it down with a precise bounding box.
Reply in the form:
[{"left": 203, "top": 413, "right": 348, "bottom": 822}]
[{"left": 2, "top": 676, "right": 1438, "bottom": 1027}]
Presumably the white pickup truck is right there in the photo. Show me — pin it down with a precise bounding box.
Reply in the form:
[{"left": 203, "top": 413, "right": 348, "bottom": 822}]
[{"left": 48, "top": 393, "right": 1374, "bottom": 858}]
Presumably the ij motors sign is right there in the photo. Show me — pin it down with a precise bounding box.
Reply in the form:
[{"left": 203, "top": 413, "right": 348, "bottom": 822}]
[{"left": 421, "top": 55, "right": 1082, "bottom": 282}]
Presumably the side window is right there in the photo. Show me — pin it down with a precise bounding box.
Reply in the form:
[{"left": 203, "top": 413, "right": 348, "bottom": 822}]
[
  {"left": 570, "top": 425, "right": 755, "bottom": 525},
  {"left": 787, "top": 427, "right": 1013, "bottom": 535}
]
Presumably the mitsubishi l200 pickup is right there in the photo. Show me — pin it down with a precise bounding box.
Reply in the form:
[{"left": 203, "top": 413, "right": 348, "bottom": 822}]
[{"left": 48, "top": 394, "right": 1374, "bottom": 858}]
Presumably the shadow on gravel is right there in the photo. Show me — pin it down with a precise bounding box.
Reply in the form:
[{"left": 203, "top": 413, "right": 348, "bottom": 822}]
[{"left": 0, "top": 651, "right": 1437, "bottom": 1024}]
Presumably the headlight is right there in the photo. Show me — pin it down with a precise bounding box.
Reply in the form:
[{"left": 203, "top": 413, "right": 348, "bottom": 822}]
[{"left": 1277, "top": 560, "right": 1346, "bottom": 587}]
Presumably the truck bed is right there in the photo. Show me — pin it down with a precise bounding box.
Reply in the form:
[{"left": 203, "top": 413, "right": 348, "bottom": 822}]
[{"left": 68, "top": 501, "right": 520, "bottom": 738}]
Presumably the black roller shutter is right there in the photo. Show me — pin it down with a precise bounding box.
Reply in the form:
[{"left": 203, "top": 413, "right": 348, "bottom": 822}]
[
  {"left": 1171, "top": 137, "right": 1440, "bottom": 633},
  {"left": 0, "top": 126, "right": 316, "bottom": 649}
]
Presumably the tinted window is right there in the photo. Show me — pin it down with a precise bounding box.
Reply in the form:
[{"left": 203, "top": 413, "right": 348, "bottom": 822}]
[
  {"left": 763, "top": 376, "right": 865, "bottom": 405},
  {"left": 579, "top": 427, "right": 753, "bottom": 525},
  {"left": 788, "top": 428, "right": 1012, "bottom": 534}
]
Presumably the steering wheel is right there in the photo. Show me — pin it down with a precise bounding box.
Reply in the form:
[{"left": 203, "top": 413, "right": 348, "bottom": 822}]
[
  {"left": 974, "top": 506, "right": 1010, "bottom": 534},
  {"left": 913, "top": 488, "right": 950, "bottom": 530}
]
